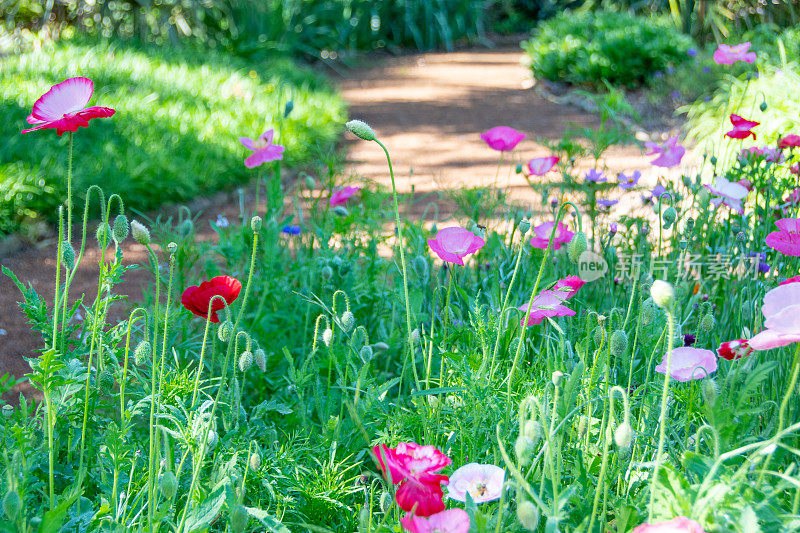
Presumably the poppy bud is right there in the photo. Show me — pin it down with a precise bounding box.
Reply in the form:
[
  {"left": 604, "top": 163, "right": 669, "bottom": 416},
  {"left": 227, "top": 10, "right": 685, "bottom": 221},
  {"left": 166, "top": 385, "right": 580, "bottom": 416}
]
[
  {"left": 610, "top": 330, "right": 628, "bottom": 357},
  {"left": 517, "top": 500, "right": 540, "bottom": 531},
  {"left": 568, "top": 231, "right": 588, "bottom": 264},
  {"left": 322, "top": 328, "right": 333, "bottom": 347},
  {"left": 345, "top": 119, "right": 376, "bottom": 141},
  {"left": 515, "top": 436, "right": 536, "bottom": 466},
  {"left": 238, "top": 351, "right": 254, "bottom": 372},
  {"left": 179, "top": 219, "right": 193, "bottom": 237},
  {"left": 697, "top": 188, "right": 710, "bottom": 205},
  {"left": 551, "top": 370, "right": 564, "bottom": 387},
  {"left": 131, "top": 220, "right": 151, "bottom": 245},
  {"left": 61, "top": 240, "right": 75, "bottom": 270},
  {"left": 341, "top": 311, "right": 356, "bottom": 332},
  {"left": 679, "top": 239, "right": 687, "bottom": 250},
  {"left": 662, "top": 206, "right": 677, "bottom": 229},
  {"left": 686, "top": 217, "right": 695, "bottom": 230},
  {"left": 99, "top": 370, "right": 114, "bottom": 392},
  {"left": 217, "top": 321, "right": 233, "bottom": 342},
  {"left": 305, "top": 175, "right": 316, "bottom": 189},
  {"left": 411, "top": 328, "right": 420, "bottom": 345},
  {"left": 333, "top": 206, "right": 349, "bottom": 217},
  {"left": 320, "top": 265, "right": 333, "bottom": 281},
  {"left": 254, "top": 348, "right": 267, "bottom": 372},
  {"left": 2, "top": 405, "right": 12, "bottom": 418},
  {"left": 167, "top": 242, "right": 178, "bottom": 254},
  {"left": 650, "top": 280, "right": 675, "bottom": 310},
  {"left": 96, "top": 222, "right": 112, "bottom": 247},
  {"left": 710, "top": 156, "right": 718, "bottom": 166},
  {"left": 160, "top": 471, "right": 177, "bottom": 500},
  {"left": 700, "top": 314, "right": 715, "bottom": 332},
  {"left": 359, "top": 345, "right": 373, "bottom": 362},
  {"left": 113, "top": 214, "right": 129, "bottom": 242},
  {"left": 3, "top": 490, "right": 21, "bottom": 520},
  {"left": 640, "top": 298, "right": 656, "bottom": 325},
  {"left": 206, "top": 429, "right": 218, "bottom": 450},
  {"left": 250, "top": 216, "right": 262, "bottom": 232},
  {"left": 523, "top": 420, "right": 544, "bottom": 443},
  {"left": 373, "top": 342, "right": 389, "bottom": 352},
  {"left": 379, "top": 491, "right": 393, "bottom": 513},
  {"left": 515, "top": 163, "right": 523, "bottom": 174},
  {"left": 518, "top": 219, "right": 531, "bottom": 234},
  {"left": 134, "top": 341, "right": 151, "bottom": 366},
  {"left": 702, "top": 378, "right": 718, "bottom": 406},
  {"left": 577, "top": 416, "right": 588, "bottom": 438},
  {"left": 614, "top": 422, "right": 633, "bottom": 448},
  {"left": 736, "top": 231, "right": 746, "bottom": 242},
  {"left": 230, "top": 503, "right": 248, "bottom": 533},
  {"left": 284, "top": 100, "right": 294, "bottom": 118},
  {"left": 249, "top": 451, "right": 261, "bottom": 471},
  {"left": 760, "top": 101, "right": 768, "bottom": 112}
]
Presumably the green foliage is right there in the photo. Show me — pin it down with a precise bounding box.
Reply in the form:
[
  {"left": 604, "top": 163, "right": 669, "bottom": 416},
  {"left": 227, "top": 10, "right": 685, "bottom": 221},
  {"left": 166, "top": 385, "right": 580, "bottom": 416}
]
[
  {"left": 522, "top": 10, "right": 693, "bottom": 88},
  {"left": 0, "top": 38, "right": 345, "bottom": 237}
]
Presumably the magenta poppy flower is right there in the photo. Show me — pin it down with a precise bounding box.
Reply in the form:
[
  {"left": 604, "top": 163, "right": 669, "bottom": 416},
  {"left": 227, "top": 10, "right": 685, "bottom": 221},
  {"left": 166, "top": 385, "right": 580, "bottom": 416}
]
[
  {"left": 779, "top": 134, "right": 800, "bottom": 150},
  {"left": 726, "top": 114, "right": 759, "bottom": 140},
  {"left": 401, "top": 509, "right": 470, "bottom": 533},
  {"left": 553, "top": 275, "right": 586, "bottom": 298},
  {"left": 373, "top": 443, "right": 451, "bottom": 517},
  {"left": 428, "top": 227, "right": 485, "bottom": 266},
  {"left": 617, "top": 170, "right": 641, "bottom": 190},
  {"left": 480, "top": 126, "right": 526, "bottom": 152},
  {"left": 584, "top": 168, "right": 607, "bottom": 183},
  {"left": 792, "top": 164, "right": 800, "bottom": 176},
  {"left": 705, "top": 176, "right": 749, "bottom": 214},
  {"left": 239, "top": 129, "right": 285, "bottom": 168},
  {"left": 518, "top": 291, "right": 576, "bottom": 326},
  {"left": 780, "top": 275, "right": 800, "bottom": 286},
  {"left": 713, "top": 42, "right": 757, "bottom": 65},
  {"left": 717, "top": 339, "right": 753, "bottom": 361},
  {"left": 749, "top": 282, "right": 800, "bottom": 350},
  {"left": 632, "top": 516, "right": 706, "bottom": 533},
  {"left": 329, "top": 185, "right": 361, "bottom": 207},
  {"left": 447, "top": 463, "right": 504, "bottom": 504},
  {"left": 530, "top": 221, "right": 574, "bottom": 250},
  {"left": 597, "top": 199, "right": 618, "bottom": 208},
  {"left": 22, "top": 77, "right": 115, "bottom": 135},
  {"left": 655, "top": 347, "right": 717, "bottom": 381},
  {"left": 526, "top": 156, "right": 559, "bottom": 175},
  {"left": 766, "top": 218, "right": 800, "bottom": 256},
  {"left": 645, "top": 136, "right": 685, "bottom": 168}
]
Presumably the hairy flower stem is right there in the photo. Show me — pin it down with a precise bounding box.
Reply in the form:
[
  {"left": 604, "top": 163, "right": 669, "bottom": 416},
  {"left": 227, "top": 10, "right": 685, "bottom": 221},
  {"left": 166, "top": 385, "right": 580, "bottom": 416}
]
[
  {"left": 777, "top": 343, "right": 800, "bottom": 434},
  {"left": 374, "top": 139, "right": 419, "bottom": 392},
  {"left": 440, "top": 267, "right": 455, "bottom": 386},
  {"left": 66, "top": 132, "right": 73, "bottom": 245},
  {"left": 144, "top": 244, "right": 161, "bottom": 530},
  {"left": 648, "top": 307, "right": 675, "bottom": 521}
]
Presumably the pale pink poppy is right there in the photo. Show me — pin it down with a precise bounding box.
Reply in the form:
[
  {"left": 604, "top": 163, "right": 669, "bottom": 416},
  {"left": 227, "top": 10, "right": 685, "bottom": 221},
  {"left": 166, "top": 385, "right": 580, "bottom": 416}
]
[
  {"left": 329, "top": 185, "right": 361, "bottom": 207},
  {"left": 447, "top": 463, "right": 505, "bottom": 503},
  {"left": 765, "top": 218, "right": 800, "bottom": 256},
  {"left": 749, "top": 282, "right": 800, "bottom": 350},
  {"left": 717, "top": 339, "right": 753, "bottom": 361},
  {"left": 655, "top": 347, "right": 717, "bottom": 382},
  {"left": 428, "top": 227, "right": 485, "bottom": 266},
  {"left": 518, "top": 276, "right": 584, "bottom": 326},
  {"left": 632, "top": 516, "right": 706, "bottom": 533},
  {"left": 704, "top": 176, "right": 749, "bottom": 214},
  {"left": 373, "top": 442, "right": 451, "bottom": 517},
  {"left": 527, "top": 156, "right": 559, "bottom": 175},
  {"left": 713, "top": 42, "right": 757, "bottom": 65},
  {"left": 239, "top": 129, "right": 285, "bottom": 168},
  {"left": 726, "top": 114, "right": 759, "bottom": 140},
  {"left": 645, "top": 136, "right": 685, "bottom": 168},
  {"left": 401, "top": 509, "right": 470, "bottom": 533},
  {"left": 530, "top": 221, "right": 574, "bottom": 250},
  {"left": 480, "top": 126, "right": 526, "bottom": 152},
  {"left": 22, "top": 77, "right": 115, "bottom": 135}
]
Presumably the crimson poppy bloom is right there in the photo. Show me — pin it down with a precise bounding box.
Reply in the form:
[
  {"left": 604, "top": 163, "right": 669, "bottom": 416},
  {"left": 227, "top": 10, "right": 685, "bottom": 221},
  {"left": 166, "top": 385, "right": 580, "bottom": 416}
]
[
  {"left": 373, "top": 442, "right": 451, "bottom": 517},
  {"left": 181, "top": 276, "right": 242, "bottom": 323},
  {"left": 22, "top": 77, "right": 115, "bottom": 135},
  {"left": 725, "top": 114, "right": 759, "bottom": 140}
]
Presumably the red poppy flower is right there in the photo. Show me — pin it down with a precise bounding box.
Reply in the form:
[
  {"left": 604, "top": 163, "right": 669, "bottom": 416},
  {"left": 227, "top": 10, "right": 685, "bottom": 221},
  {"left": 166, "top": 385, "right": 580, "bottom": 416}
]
[
  {"left": 181, "top": 276, "right": 242, "bottom": 323},
  {"left": 725, "top": 114, "right": 759, "bottom": 140},
  {"left": 22, "top": 77, "right": 115, "bottom": 135}
]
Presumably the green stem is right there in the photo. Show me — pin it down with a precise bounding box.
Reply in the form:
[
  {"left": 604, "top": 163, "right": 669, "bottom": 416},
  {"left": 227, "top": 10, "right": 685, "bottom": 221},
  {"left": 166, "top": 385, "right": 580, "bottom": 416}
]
[
  {"left": 440, "top": 267, "right": 455, "bottom": 387},
  {"left": 649, "top": 308, "right": 675, "bottom": 520},
  {"left": 66, "top": 132, "right": 73, "bottom": 245}
]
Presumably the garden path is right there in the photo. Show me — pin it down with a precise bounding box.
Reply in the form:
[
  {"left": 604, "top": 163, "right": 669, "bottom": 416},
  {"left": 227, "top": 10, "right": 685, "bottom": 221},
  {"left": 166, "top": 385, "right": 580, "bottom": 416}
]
[{"left": 0, "top": 44, "right": 682, "bottom": 402}]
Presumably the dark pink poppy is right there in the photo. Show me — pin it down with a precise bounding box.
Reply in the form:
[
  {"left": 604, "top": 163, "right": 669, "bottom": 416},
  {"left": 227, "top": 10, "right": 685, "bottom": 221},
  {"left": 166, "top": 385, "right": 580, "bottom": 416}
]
[
  {"left": 530, "top": 221, "right": 574, "bottom": 250},
  {"left": 712, "top": 42, "right": 756, "bottom": 65},
  {"left": 401, "top": 509, "right": 470, "bottom": 533},
  {"left": 779, "top": 134, "right": 800, "bottom": 150},
  {"left": 765, "top": 218, "right": 800, "bottom": 257},
  {"left": 22, "top": 77, "right": 115, "bottom": 135},
  {"left": 427, "top": 227, "right": 485, "bottom": 266},
  {"left": 239, "top": 129, "right": 285, "bottom": 168},
  {"left": 632, "top": 516, "right": 706, "bottom": 533},
  {"left": 779, "top": 275, "right": 800, "bottom": 286},
  {"left": 526, "top": 156, "right": 559, "bottom": 175},
  {"left": 480, "top": 126, "right": 525, "bottom": 152},
  {"left": 329, "top": 186, "right": 361, "bottom": 207},
  {"left": 726, "top": 114, "right": 759, "bottom": 140}
]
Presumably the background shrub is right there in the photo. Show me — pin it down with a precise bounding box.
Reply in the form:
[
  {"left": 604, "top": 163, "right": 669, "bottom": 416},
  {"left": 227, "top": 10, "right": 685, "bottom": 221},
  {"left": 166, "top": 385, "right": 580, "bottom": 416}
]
[
  {"left": 522, "top": 10, "right": 693, "bottom": 88},
  {"left": 0, "top": 38, "right": 346, "bottom": 237}
]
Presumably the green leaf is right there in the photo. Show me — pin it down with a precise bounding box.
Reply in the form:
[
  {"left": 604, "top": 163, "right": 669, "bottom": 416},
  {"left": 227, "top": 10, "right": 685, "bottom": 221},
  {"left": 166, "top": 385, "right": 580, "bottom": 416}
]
[
  {"left": 246, "top": 507, "right": 291, "bottom": 532},
  {"left": 184, "top": 485, "right": 226, "bottom": 532}
]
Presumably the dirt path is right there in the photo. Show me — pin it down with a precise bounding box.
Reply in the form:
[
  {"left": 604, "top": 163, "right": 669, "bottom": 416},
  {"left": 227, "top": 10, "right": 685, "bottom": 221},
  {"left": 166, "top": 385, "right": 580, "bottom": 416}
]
[{"left": 1, "top": 44, "right": 680, "bottom": 403}]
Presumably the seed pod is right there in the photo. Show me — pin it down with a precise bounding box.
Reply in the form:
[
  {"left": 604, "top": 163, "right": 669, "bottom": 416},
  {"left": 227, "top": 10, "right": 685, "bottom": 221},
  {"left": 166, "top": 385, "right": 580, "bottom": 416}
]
[
  {"left": 341, "top": 311, "right": 356, "bottom": 332},
  {"left": 333, "top": 206, "right": 349, "bottom": 217},
  {"left": 650, "top": 280, "right": 675, "bottom": 310},
  {"left": 230, "top": 503, "right": 249, "bottom": 533},
  {"left": 2, "top": 490, "right": 21, "bottom": 520},
  {"left": 346, "top": 119, "right": 376, "bottom": 141},
  {"left": 593, "top": 326, "right": 604, "bottom": 346},
  {"left": 134, "top": 341, "right": 151, "bottom": 366},
  {"left": 305, "top": 175, "right": 316, "bottom": 189},
  {"left": 518, "top": 219, "right": 531, "bottom": 235},
  {"left": 517, "top": 500, "right": 540, "bottom": 531},
  {"left": 610, "top": 330, "right": 629, "bottom": 358},
  {"left": 218, "top": 321, "right": 233, "bottom": 342},
  {"left": 61, "top": 240, "right": 75, "bottom": 270},
  {"left": 254, "top": 349, "right": 267, "bottom": 372},
  {"left": 551, "top": 371, "right": 564, "bottom": 387},
  {"left": 130, "top": 220, "right": 151, "bottom": 245},
  {"left": 662, "top": 206, "right": 677, "bottom": 229},
  {"left": 113, "top": 214, "right": 129, "bottom": 242},
  {"left": 568, "top": 231, "right": 588, "bottom": 264},
  {"left": 640, "top": 298, "right": 656, "bottom": 326},
  {"left": 249, "top": 452, "right": 261, "bottom": 472},
  {"left": 238, "top": 351, "right": 254, "bottom": 372},
  {"left": 700, "top": 314, "right": 715, "bottom": 332},
  {"left": 166, "top": 242, "right": 178, "bottom": 254},
  {"left": 160, "top": 471, "right": 177, "bottom": 500},
  {"left": 614, "top": 422, "right": 633, "bottom": 448},
  {"left": 760, "top": 101, "right": 768, "bottom": 112}
]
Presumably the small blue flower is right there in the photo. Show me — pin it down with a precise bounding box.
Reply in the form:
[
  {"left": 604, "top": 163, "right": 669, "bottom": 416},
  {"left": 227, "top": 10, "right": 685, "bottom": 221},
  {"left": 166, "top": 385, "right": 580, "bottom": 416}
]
[
  {"left": 666, "top": 67, "right": 675, "bottom": 75},
  {"left": 670, "top": 90, "right": 681, "bottom": 100},
  {"left": 584, "top": 168, "right": 607, "bottom": 183},
  {"left": 702, "top": 65, "right": 711, "bottom": 73},
  {"left": 281, "top": 225, "right": 302, "bottom": 235},
  {"left": 215, "top": 214, "right": 229, "bottom": 228},
  {"left": 653, "top": 70, "right": 664, "bottom": 79},
  {"left": 687, "top": 48, "right": 697, "bottom": 57}
]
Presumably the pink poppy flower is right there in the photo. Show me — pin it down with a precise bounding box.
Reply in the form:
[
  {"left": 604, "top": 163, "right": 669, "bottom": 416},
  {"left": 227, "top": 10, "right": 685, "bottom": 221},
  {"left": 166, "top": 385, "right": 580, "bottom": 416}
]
[
  {"left": 530, "top": 221, "right": 574, "bottom": 250},
  {"left": 401, "top": 509, "right": 470, "bottom": 533},
  {"left": 645, "top": 136, "right": 685, "bottom": 168},
  {"left": 428, "top": 227, "right": 485, "bottom": 266},
  {"left": 22, "top": 77, "right": 115, "bottom": 135},
  {"left": 632, "top": 516, "right": 706, "bottom": 533},
  {"left": 553, "top": 275, "right": 586, "bottom": 298},
  {"left": 748, "top": 282, "right": 800, "bottom": 350},
  {"left": 526, "top": 156, "right": 559, "bottom": 175},
  {"left": 480, "top": 126, "right": 526, "bottom": 152},
  {"left": 373, "top": 442, "right": 451, "bottom": 517},
  {"left": 726, "top": 114, "right": 759, "bottom": 140},
  {"left": 779, "top": 134, "right": 800, "bottom": 150},
  {"left": 738, "top": 146, "right": 765, "bottom": 163},
  {"left": 765, "top": 218, "right": 800, "bottom": 256},
  {"left": 239, "top": 129, "right": 285, "bottom": 168},
  {"left": 738, "top": 178, "right": 753, "bottom": 191},
  {"left": 518, "top": 291, "right": 576, "bottom": 326},
  {"left": 779, "top": 275, "right": 800, "bottom": 286},
  {"left": 617, "top": 171, "right": 641, "bottom": 190},
  {"left": 655, "top": 347, "right": 717, "bottom": 382},
  {"left": 447, "top": 463, "right": 505, "bottom": 504},
  {"left": 704, "top": 176, "right": 749, "bottom": 214},
  {"left": 713, "top": 42, "right": 757, "bottom": 65},
  {"left": 717, "top": 339, "right": 754, "bottom": 361},
  {"left": 329, "top": 186, "right": 361, "bottom": 207},
  {"left": 792, "top": 164, "right": 800, "bottom": 176}
]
